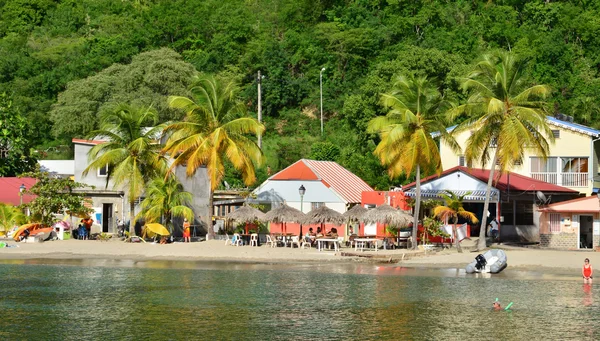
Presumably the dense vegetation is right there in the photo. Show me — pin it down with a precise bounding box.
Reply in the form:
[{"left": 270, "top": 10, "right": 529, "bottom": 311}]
[{"left": 3, "top": 0, "right": 600, "bottom": 188}]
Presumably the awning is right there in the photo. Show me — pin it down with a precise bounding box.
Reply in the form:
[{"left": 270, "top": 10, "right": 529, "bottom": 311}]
[{"left": 404, "top": 189, "right": 499, "bottom": 201}]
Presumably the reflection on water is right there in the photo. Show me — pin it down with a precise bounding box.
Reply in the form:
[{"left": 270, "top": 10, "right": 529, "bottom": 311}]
[{"left": 0, "top": 259, "right": 598, "bottom": 340}]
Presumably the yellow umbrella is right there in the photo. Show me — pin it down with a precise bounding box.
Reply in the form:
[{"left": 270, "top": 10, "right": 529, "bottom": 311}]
[
  {"left": 13, "top": 223, "right": 43, "bottom": 241},
  {"left": 143, "top": 223, "right": 170, "bottom": 238}
]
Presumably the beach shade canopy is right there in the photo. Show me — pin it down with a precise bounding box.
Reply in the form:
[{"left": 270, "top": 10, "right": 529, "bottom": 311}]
[
  {"left": 361, "top": 204, "right": 413, "bottom": 227},
  {"left": 342, "top": 205, "right": 368, "bottom": 222},
  {"left": 13, "top": 223, "right": 43, "bottom": 241},
  {"left": 304, "top": 205, "right": 344, "bottom": 225},
  {"left": 227, "top": 204, "right": 266, "bottom": 223},
  {"left": 264, "top": 204, "right": 306, "bottom": 234},
  {"left": 143, "top": 223, "right": 171, "bottom": 237}
]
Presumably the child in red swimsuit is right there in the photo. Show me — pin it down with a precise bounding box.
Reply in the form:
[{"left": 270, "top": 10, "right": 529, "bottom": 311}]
[{"left": 183, "top": 219, "right": 191, "bottom": 243}]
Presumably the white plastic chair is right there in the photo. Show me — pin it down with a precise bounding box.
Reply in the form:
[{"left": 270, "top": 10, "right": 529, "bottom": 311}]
[
  {"left": 224, "top": 233, "right": 231, "bottom": 246},
  {"left": 290, "top": 236, "right": 301, "bottom": 248},
  {"left": 301, "top": 236, "right": 312, "bottom": 249},
  {"left": 250, "top": 233, "right": 258, "bottom": 246},
  {"left": 233, "top": 233, "right": 243, "bottom": 246},
  {"left": 265, "top": 235, "right": 277, "bottom": 248}
]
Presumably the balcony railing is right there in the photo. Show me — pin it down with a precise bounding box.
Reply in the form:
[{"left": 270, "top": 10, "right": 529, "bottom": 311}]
[{"left": 530, "top": 172, "right": 588, "bottom": 187}]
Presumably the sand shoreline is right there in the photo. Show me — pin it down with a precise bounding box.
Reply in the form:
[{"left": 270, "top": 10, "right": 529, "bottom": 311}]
[{"left": 0, "top": 239, "right": 597, "bottom": 275}]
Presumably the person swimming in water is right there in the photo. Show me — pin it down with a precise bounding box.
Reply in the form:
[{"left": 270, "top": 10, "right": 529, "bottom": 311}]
[{"left": 492, "top": 301, "right": 502, "bottom": 311}]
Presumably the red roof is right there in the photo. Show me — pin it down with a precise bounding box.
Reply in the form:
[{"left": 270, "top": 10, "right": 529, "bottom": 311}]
[
  {"left": 0, "top": 177, "right": 37, "bottom": 206},
  {"left": 403, "top": 166, "right": 578, "bottom": 193},
  {"left": 538, "top": 196, "right": 598, "bottom": 213},
  {"left": 269, "top": 159, "right": 374, "bottom": 203},
  {"left": 72, "top": 138, "right": 104, "bottom": 146}
]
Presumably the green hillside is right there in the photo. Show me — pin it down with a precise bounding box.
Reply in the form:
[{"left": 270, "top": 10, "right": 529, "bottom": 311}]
[{"left": 2, "top": 0, "right": 600, "bottom": 188}]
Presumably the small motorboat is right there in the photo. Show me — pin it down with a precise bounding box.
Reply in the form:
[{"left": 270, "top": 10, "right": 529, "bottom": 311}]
[{"left": 466, "top": 249, "right": 507, "bottom": 274}]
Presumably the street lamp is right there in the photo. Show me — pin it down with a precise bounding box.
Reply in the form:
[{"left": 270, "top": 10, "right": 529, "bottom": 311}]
[
  {"left": 257, "top": 70, "right": 265, "bottom": 149},
  {"left": 320, "top": 67, "right": 325, "bottom": 136},
  {"left": 19, "top": 183, "right": 26, "bottom": 206},
  {"left": 299, "top": 185, "right": 306, "bottom": 213}
]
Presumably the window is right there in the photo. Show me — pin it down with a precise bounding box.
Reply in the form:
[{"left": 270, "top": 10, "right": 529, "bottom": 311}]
[
  {"left": 549, "top": 213, "right": 561, "bottom": 233},
  {"left": 531, "top": 157, "right": 557, "bottom": 173},
  {"left": 552, "top": 130, "right": 560, "bottom": 138},
  {"left": 561, "top": 157, "right": 588, "bottom": 173},
  {"left": 458, "top": 155, "right": 465, "bottom": 167},
  {"left": 311, "top": 202, "right": 324, "bottom": 210},
  {"left": 98, "top": 165, "right": 109, "bottom": 177}
]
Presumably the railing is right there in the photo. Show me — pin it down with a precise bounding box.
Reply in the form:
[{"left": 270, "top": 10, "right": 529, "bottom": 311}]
[
  {"left": 530, "top": 172, "right": 558, "bottom": 185},
  {"left": 561, "top": 173, "right": 588, "bottom": 187},
  {"left": 530, "top": 172, "right": 588, "bottom": 187}
]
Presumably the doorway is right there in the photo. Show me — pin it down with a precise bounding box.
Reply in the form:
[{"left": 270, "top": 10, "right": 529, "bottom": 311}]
[
  {"left": 579, "top": 215, "right": 593, "bottom": 249},
  {"left": 102, "top": 204, "right": 113, "bottom": 233}
]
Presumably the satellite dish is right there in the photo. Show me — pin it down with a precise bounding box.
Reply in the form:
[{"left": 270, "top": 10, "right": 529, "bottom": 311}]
[{"left": 536, "top": 191, "right": 551, "bottom": 206}]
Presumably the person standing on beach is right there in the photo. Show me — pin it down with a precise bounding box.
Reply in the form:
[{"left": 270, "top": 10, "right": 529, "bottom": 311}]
[
  {"left": 582, "top": 258, "right": 593, "bottom": 284},
  {"left": 183, "top": 219, "right": 191, "bottom": 243}
]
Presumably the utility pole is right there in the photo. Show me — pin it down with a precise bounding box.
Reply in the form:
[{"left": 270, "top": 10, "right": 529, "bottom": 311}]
[
  {"left": 257, "top": 70, "right": 263, "bottom": 149},
  {"left": 320, "top": 67, "right": 325, "bottom": 136}
]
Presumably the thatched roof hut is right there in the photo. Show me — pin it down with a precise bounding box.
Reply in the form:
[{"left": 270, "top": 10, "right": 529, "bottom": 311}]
[
  {"left": 304, "top": 205, "right": 344, "bottom": 225},
  {"left": 341, "top": 204, "right": 368, "bottom": 222},
  {"left": 361, "top": 204, "right": 412, "bottom": 226},
  {"left": 226, "top": 204, "right": 266, "bottom": 223},
  {"left": 264, "top": 204, "right": 306, "bottom": 223}
]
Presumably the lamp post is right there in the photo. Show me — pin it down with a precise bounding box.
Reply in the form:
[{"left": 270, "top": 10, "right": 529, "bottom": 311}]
[
  {"left": 320, "top": 67, "right": 325, "bottom": 136},
  {"left": 19, "top": 183, "right": 25, "bottom": 206},
  {"left": 299, "top": 185, "right": 306, "bottom": 213},
  {"left": 257, "top": 70, "right": 265, "bottom": 149}
]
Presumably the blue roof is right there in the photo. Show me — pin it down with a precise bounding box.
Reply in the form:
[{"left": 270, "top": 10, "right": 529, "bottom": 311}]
[
  {"left": 545, "top": 116, "right": 600, "bottom": 137},
  {"left": 433, "top": 117, "right": 600, "bottom": 138}
]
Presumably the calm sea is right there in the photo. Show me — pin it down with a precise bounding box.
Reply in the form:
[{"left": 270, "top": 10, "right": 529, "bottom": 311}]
[{"left": 0, "top": 259, "right": 597, "bottom": 340}]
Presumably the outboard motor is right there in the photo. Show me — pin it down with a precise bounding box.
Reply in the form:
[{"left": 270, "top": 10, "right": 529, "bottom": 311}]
[{"left": 475, "top": 254, "right": 487, "bottom": 270}]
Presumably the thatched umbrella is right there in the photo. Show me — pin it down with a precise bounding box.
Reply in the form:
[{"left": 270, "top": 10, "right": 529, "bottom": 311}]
[
  {"left": 342, "top": 204, "right": 368, "bottom": 235},
  {"left": 361, "top": 204, "right": 413, "bottom": 227},
  {"left": 304, "top": 205, "right": 344, "bottom": 235},
  {"left": 227, "top": 204, "right": 266, "bottom": 234},
  {"left": 264, "top": 204, "right": 306, "bottom": 234}
]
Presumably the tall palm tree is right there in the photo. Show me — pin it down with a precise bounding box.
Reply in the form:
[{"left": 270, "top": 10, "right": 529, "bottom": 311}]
[
  {"left": 450, "top": 51, "right": 553, "bottom": 250},
  {"left": 83, "top": 104, "right": 168, "bottom": 235},
  {"left": 163, "top": 75, "right": 264, "bottom": 238},
  {"left": 368, "top": 75, "right": 459, "bottom": 249},
  {"left": 137, "top": 174, "right": 194, "bottom": 234},
  {"left": 433, "top": 190, "right": 479, "bottom": 253}
]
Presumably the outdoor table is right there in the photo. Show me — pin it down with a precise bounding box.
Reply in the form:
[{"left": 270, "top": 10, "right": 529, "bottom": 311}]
[
  {"left": 316, "top": 238, "right": 340, "bottom": 252},
  {"left": 354, "top": 238, "right": 379, "bottom": 252}
]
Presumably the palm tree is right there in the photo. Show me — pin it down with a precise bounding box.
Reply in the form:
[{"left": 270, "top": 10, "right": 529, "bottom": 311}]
[
  {"left": 163, "top": 75, "right": 264, "bottom": 238},
  {"left": 137, "top": 174, "right": 194, "bottom": 234},
  {"left": 433, "top": 190, "right": 479, "bottom": 253},
  {"left": 450, "top": 51, "right": 553, "bottom": 250},
  {"left": 368, "top": 75, "right": 459, "bottom": 249},
  {"left": 0, "top": 203, "right": 26, "bottom": 236},
  {"left": 83, "top": 104, "right": 168, "bottom": 235}
]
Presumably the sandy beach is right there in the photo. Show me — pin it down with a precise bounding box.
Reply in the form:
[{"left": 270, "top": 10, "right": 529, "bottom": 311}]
[{"left": 0, "top": 238, "right": 598, "bottom": 274}]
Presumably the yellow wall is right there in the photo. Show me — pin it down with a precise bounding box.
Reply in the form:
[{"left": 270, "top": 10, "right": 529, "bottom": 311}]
[{"left": 440, "top": 123, "right": 595, "bottom": 194}]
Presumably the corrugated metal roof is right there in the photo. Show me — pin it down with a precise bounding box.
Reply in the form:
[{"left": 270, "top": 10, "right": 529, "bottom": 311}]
[
  {"left": 403, "top": 166, "right": 578, "bottom": 193},
  {"left": 303, "top": 159, "right": 373, "bottom": 204},
  {"left": 268, "top": 159, "right": 374, "bottom": 204},
  {"left": 546, "top": 116, "right": 600, "bottom": 137},
  {"left": 0, "top": 177, "right": 37, "bottom": 206},
  {"left": 404, "top": 189, "right": 499, "bottom": 201}
]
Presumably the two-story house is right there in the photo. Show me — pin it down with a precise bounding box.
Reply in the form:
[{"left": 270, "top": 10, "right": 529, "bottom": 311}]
[
  {"left": 72, "top": 138, "right": 210, "bottom": 236},
  {"left": 439, "top": 115, "right": 600, "bottom": 196}
]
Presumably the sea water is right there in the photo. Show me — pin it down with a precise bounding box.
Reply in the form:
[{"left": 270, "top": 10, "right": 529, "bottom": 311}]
[{"left": 0, "top": 259, "right": 598, "bottom": 340}]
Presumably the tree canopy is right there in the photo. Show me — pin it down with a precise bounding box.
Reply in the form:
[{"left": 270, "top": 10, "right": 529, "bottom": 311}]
[{"left": 3, "top": 0, "right": 600, "bottom": 188}]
